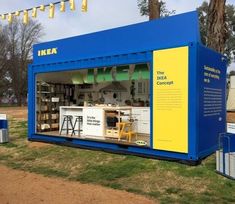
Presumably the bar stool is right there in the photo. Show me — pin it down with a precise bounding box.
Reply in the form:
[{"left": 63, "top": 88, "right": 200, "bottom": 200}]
[
  {"left": 72, "top": 116, "right": 83, "bottom": 137},
  {"left": 60, "top": 115, "right": 74, "bottom": 136}
]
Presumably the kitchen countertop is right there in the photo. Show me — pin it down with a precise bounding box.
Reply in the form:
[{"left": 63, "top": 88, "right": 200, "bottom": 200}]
[{"left": 60, "top": 106, "right": 149, "bottom": 109}]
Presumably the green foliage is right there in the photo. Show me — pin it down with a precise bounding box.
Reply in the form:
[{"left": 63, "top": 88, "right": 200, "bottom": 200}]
[
  {"left": 0, "top": 142, "right": 18, "bottom": 148},
  {"left": 225, "top": 4, "right": 235, "bottom": 65},
  {"left": 137, "top": 0, "right": 175, "bottom": 18},
  {"left": 197, "top": 2, "right": 235, "bottom": 65},
  {"left": 0, "top": 19, "right": 43, "bottom": 105}
]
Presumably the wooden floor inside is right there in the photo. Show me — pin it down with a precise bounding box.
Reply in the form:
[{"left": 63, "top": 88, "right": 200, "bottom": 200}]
[{"left": 37, "top": 131, "right": 150, "bottom": 147}]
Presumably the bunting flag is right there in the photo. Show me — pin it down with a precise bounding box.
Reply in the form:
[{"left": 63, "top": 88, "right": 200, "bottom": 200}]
[
  {"left": 0, "top": 0, "right": 88, "bottom": 25},
  {"left": 32, "top": 8, "right": 37, "bottom": 18},
  {"left": 49, "top": 3, "right": 55, "bottom": 18},
  {"left": 1, "top": 14, "right": 6, "bottom": 20},
  {"left": 60, "top": 1, "right": 66, "bottom": 12},
  {"left": 81, "top": 0, "right": 88, "bottom": 12},
  {"left": 7, "top": 13, "right": 13, "bottom": 23},
  {"left": 15, "top": 11, "right": 20, "bottom": 16},
  {"left": 23, "top": 10, "right": 29, "bottom": 24},
  {"left": 70, "top": 0, "right": 75, "bottom": 11},
  {"left": 39, "top": 5, "right": 45, "bottom": 12}
]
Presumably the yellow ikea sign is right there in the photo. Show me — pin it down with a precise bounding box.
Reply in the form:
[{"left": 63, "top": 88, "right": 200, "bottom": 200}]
[
  {"left": 38, "top": 48, "right": 58, "bottom": 57},
  {"left": 153, "top": 46, "right": 189, "bottom": 153}
]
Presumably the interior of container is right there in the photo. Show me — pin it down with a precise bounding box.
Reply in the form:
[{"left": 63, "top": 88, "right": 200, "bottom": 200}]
[{"left": 35, "top": 63, "right": 151, "bottom": 147}]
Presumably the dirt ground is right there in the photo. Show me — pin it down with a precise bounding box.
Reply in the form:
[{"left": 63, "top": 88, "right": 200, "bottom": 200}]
[
  {"left": 0, "top": 107, "right": 156, "bottom": 204},
  {"left": 0, "top": 106, "right": 28, "bottom": 121},
  {"left": 0, "top": 165, "right": 156, "bottom": 204},
  {"left": 227, "top": 112, "right": 235, "bottom": 123}
]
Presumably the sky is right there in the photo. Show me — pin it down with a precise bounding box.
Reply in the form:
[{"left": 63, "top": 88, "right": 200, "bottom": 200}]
[{"left": 0, "top": 0, "right": 235, "bottom": 70}]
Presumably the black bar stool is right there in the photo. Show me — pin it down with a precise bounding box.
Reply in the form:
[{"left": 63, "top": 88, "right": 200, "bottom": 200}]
[
  {"left": 72, "top": 116, "right": 83, "bottom": 137},
  {"left": 60, "top": 115, "right": 74, "bottom": 136}
]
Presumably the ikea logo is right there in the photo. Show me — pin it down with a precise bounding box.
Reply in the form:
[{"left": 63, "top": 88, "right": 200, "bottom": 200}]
[{"left": 38, "top": 48, "right": 58, "bottom": 57}]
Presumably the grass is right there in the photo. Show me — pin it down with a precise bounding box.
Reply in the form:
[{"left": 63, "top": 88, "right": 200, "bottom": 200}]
[
  {"left": 0, "top": 104, "right": 19, "bottom": 108},
  {"left": 0, "top": 118, "right": 235, "bottom": 203}
]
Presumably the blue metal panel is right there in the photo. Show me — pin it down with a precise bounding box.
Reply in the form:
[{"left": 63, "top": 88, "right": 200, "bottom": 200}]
[
  {"left": 197, "top": 45, "right": 227, "bottom": 156},
  {"left": 28, "top": 65, "right": 35, "bottom": 139},
  {"left": 30, "top": 134, "right": 194, "bottom": 161},
  {"left": 188, "top": 42, "right": 199, "bottom": 160},
  {"left": 150, "top": 55, "right": 153, "bottom": 148},
  {"left": 222, "top": 134, "right": 235, "bottom": 153},
  {"left": 33, "top": 11, "right": 200, "bottom": 65},
  {"left": 31, "top": 52, "right": 152, "bottom": 74}
]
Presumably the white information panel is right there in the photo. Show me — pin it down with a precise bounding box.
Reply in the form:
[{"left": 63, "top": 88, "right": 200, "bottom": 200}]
[
  {"left": 227, "top": 123, "right": 235, "bottom": 134},
  {"left": 0, "top": 114, "right": 7, "bottom": 120},
  {"left": 83, "top": 108, "right": 104, "bottom": 137}
]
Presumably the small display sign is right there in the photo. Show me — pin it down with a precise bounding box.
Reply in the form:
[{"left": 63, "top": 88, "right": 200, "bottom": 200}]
[
  {"left": 227, "top": 123, "right": 235, "bottom": 134},
  {"left": 0, "top": 114, "right": 7, "bottom": 120}
]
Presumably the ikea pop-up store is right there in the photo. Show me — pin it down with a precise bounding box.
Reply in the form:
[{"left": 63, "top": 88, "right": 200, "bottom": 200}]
[{"left": 28, "top": 11, "right": 227, "bottom": 164}]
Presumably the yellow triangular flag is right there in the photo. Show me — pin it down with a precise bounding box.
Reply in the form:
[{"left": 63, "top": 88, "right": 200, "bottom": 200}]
[
  {"left": 15, "top": 11, "right": 20, "bottom": 16},
  {"left": 23, "top": 10, "right": 29, "bottom": 25},
  {"left": 32, "top": 8, "right": 37, "bottom": 18},
  {"left": 69, "top": 0, "right": 75, "bottom": 11},
  {"left": 8, "top": 13, "right": 13, "bottom": 23},
  {"left": 39, "top": 5, "right": 45, "bottom": 11},
  {"left": 49, "top": 3, "right": 55, "bottom": 18},
  {"left": 60, "top": 1, "right": 65, "bottom": 12},
  {"left": 82, "top": 0, "right": 87, "bottom": 12},
  {"left": 1, "top": 14, "right": 6, "bottom": 20}
]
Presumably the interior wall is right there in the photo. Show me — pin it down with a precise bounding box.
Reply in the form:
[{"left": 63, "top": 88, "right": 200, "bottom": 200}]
[{"left": 74, "top": 80, "right": 150, "bottom": 106}]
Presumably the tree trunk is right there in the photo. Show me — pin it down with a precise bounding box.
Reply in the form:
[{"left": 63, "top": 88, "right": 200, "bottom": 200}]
[
  {"left": 149, "top": 0, "right": 160, "bottom": 20},
  {"left": 207, "top": 0, "right": 227, "bottom": 53}
]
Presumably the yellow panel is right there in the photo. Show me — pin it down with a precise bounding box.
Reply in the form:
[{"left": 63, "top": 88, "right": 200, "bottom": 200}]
[{"left": 153, "top": 46, "right": 188, "bottom": 153}]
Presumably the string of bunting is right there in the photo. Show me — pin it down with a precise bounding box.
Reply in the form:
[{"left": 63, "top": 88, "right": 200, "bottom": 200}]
[{"left": 0, "top": 0, "right": 88, "bottom": 25}]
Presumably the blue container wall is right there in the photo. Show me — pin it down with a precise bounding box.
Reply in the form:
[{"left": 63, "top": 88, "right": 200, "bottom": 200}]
[
  {"left": 28, "top": 11, "right": 227, "bottom": 162},
  {"left": 197, "top": 45, "right": 227, "bottom": 157},
  {"left": 28, "top": 44, "right": 193, "bottom": 162},
  {"left": 28, "top": 44, "right": 227, "bottom": 162},
  {"left": 33, "top": 11, "right": 200, "bottom": 65}
]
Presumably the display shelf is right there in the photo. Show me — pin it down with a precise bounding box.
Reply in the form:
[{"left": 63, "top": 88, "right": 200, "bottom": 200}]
[{"left": 36, "top": 82, "right": 75, "bottom": 132}]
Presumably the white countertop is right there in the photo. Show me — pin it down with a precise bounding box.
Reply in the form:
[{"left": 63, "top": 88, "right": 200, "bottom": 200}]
[{"left": 60, "top": 106, "right": 149, "bottom": 110}]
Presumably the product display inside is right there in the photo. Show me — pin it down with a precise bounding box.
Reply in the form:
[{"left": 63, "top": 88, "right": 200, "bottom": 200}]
[{"left": 36, "top": 63, "right": 150, "bottom": 147}]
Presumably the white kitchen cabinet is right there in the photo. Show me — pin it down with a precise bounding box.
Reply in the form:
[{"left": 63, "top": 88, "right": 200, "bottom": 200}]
[
  {"left": 132, "top": 107, "right": 150, "bottom": 134},
  {"left": 139, "top": 121, "right": 150, "bottom": 134}
]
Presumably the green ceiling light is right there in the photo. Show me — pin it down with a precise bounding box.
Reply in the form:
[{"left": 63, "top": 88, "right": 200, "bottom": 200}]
[
  {"left": 84, "top": 69, "right": 95, "bottom": 84},
  {"left": 96, "top": 67, "right": 113, "bottom": 83},
  {"left": 116, "top": 65, "right": 130, "bottom": 81},
  {"left": 132, "top": 64, "right": 149, "bottom": 80},
  {"left": 96, "top": 68, "right": 104, "bottom": 83},
  {"left": 72, "top": 73, "right": 83, "bottom": 84},
  {"left": 103, "top": 67, "right": 113, "bottom": 82}
]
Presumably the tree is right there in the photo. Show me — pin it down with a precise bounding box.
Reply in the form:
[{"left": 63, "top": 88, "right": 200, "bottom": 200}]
[
  {"left": 207, "top": 0, "right": 227, "bottom": 53},
  {"left": 138, "top": 0, "right": 175, "bottom": 20},
  {"left": 149, "top": 0, "right": 160, "bottom": 20},
  {"left": 197, "top": 1, "right": 209, "bottom": 45},
  {"left": 0, "top": 25, "right": 10, "bottom": 99},
  {"left": 4, "top": 18, "right": 44, "bottom": 106},
  {"left": 197, "top": 1, "right": 235, "bottom": 64}
]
